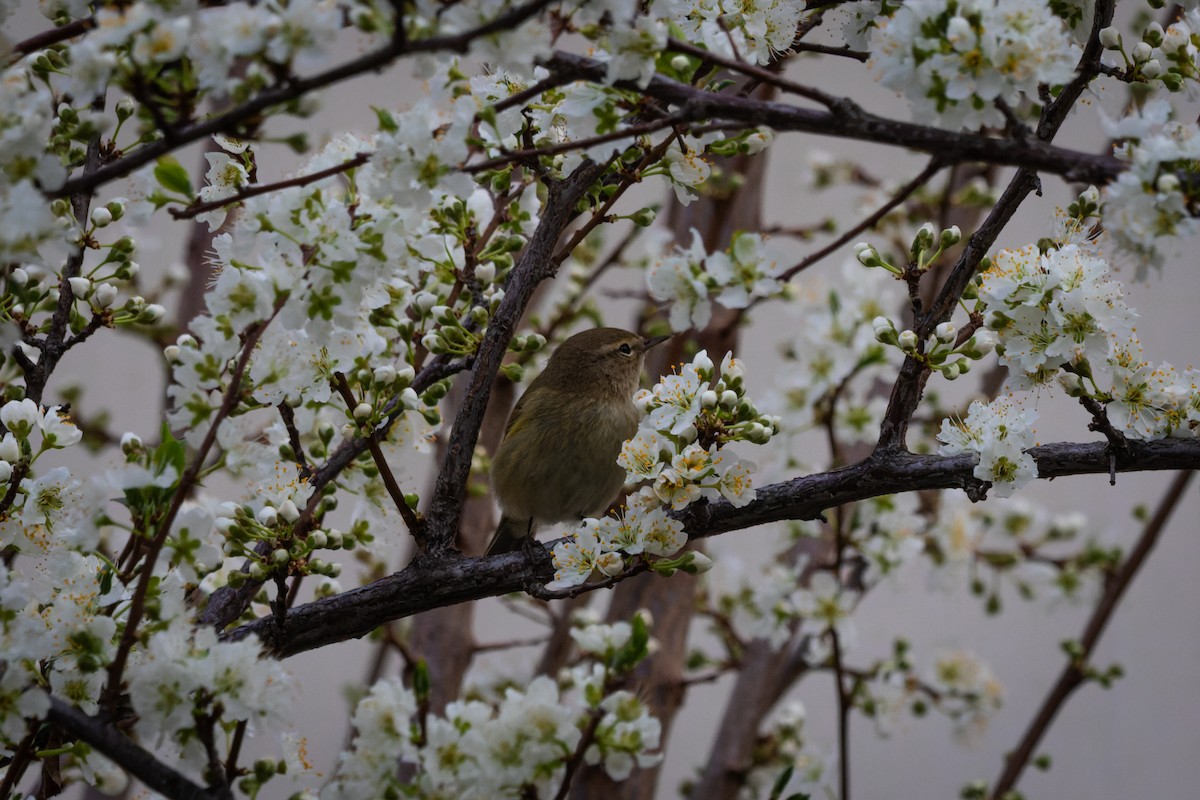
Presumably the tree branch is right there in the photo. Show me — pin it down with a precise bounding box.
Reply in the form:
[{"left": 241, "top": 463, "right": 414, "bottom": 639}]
[
  {"left": 47, "top": 698, "right": 227, "bottom": 800},
  {"left": 423, "top": 160, "right": 607, "bottom": 555},
  {"left": 52, "top": 0, "right": 560, "bottom": 198},
  {"left": 990, "top": 469, "right": 1193, "bottom": 797},
  {"left": 167, "top": 153, "right": 370, "bottom": 220},
  {"left": 225, "top": 438, "right": 1200, "bottom": 657},
  {"left": 543, "top": 52, "right": 1123, "bottom": 186},
  {"left": 875, "top": 0, "right": 1117, "bottom": 451}
]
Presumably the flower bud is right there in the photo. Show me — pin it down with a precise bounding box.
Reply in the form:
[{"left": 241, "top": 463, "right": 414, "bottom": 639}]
[
  {"left": 855, "top": 244, "right": 881, "bottom": 267},
  {"left": 1131, "top": 42, "right": 1152, "bottom": 63},
  {"left": 1144, "top": 22, "right": 1164, "bottom": 47},
  {"left": 935, "top": 322, "right": 957, "bottom": 343},
  {"left": 678, "top": 551, "right": 713, "bottom": 575},
  {"left": 90, "top": 206, "right": 113, "bottom": 227},
  {"left": 1058, "top": 371, "right": 1085, "bottom": 397},
  {"left": 353, "top": 402, "right": 372, "bottom": 421},
  {"left": 278, "top": 499, "right": 300, "bottom": 522},
  {"left": 373, "top": 365, "right": 397, "bottom": 385},
  {"left": 414, "top": 291, "right": 437, "bottom": 313},
  {"left": 257, "top": 505, "right": 278, "bottom": 527},
  {"left": 120, "top": 431, "right": 143, "bottom": 455},
  {"left": 0, "top": 399, "right": 39, "bottom": 437},
  {"left": 0, "top": 433, "right": 20, "bottom": 463},
  {"left": 1099, "top": 27, "right": 1121, "bottom": 50},
  {"left": 68, "top": 276, "right": 92, "bottom": 298},
  {"left": 898, "top": 330, "right": 918, "bottom": 352},
  {"left": 474, "top": 262, "right": 496, "bottom": 283}
]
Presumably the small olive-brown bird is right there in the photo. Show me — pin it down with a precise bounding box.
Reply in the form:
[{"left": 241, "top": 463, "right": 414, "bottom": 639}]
[{"left": 487, "top": 327, "right": 670, "bottom": 555}]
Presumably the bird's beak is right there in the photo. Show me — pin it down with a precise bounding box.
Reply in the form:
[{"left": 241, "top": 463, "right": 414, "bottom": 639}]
[{"left": 642, "top": 334, "right": 671, "bottom": 351}]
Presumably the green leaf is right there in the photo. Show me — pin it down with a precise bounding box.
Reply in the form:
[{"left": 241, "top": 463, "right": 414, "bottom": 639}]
[
  {"left": 154, "top": 156, "right": 193, "bottom": 197},
  {"left": 768, "top": 766, "right": 794, "bottom": 800},
  {"left": 413, "top": 659, "right": 431, "bottom": 702}
]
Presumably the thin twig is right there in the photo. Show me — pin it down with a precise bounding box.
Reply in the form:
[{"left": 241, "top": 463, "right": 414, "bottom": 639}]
[
  {"left": 54, "top": 0, "right": 560, "bottom": 197},
  {"left": 332, "top": 372, "right": 423, "bottom": 537},
  {"left": 168, "top": 153, "right": 370, "bottom": 220},
  {"left": 778, "top": 158, "right": 944, "bottom": 284},
  {"left": 277, "top": 402, "right": 312, "bottom": 479},
  {"left": 463, "top": 116, "right": 678, "bottom": 174},
  {"left": 10, "top": 16, "right": 94, "bottom": 57},
  {"left": 103, "top": 303, "right": 282, "bottom": 708},
  {"left": 791, "top": 42, "right": 869, "bottom": 62},
  {"left": 474, "top": 635, "right": 550, "bottom": 653},
  {"left": 991, "top": 470, "right": 1193, "bottom": 797},
  {"left": 552, "top": 709, "right": 604, "bottom": 800},
  {"left": 667, "top": 37, "right": 853, "bottom": 110}
]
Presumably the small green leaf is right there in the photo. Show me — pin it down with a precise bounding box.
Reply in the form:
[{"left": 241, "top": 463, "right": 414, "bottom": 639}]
[
  {"left": 154, "top": 156, "right": 193, "bottom": 197},
  {"left": 768, "top": 766, "right": 794, "bottom": 800}
]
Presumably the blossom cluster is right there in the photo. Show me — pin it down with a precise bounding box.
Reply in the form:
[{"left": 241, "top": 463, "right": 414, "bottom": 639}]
[
  {"left": 660, "top": 0, "right": 806, "bottom": 65},
  {"left": 625, "top": 350, "right": 772, "bottom": 506},
  {"left": 859, "top": 640, "right": 1003, "bottom": 743},
  {"left": 547, "top": 350, "right": 775, "bottom": 589},
  {"left": 927, "top": 496, "right": 1113, "bottom": 612},
  {"left": 977, "top": 239, "right": 1133, "bottom": 389},
  {"left": 732, "top": 702, "right": 834, "bottom": 800},
  {"left": 937, "top": 398, "right": 1039, "bottom": 497},
  {"left": 1099, "top": 99, "right": 1200, "bottom": 271},
  {"left": 1098, "top": 10, "right": 1200, "bottom": 93},
  {"left": 704, "top": 494, "right": 924, "bottom": 655},
  {"left": 647, "top": 228, "right": 785, "bottom": 332},
  {"left": 974, "top": 227, "right": 1200, "bottom": 442},
  {"left": 870, "top": 0, "right": 1079, "bottom": 130},
  {"left": 324, "top": 614, "right": 662, "bottom": 799}
]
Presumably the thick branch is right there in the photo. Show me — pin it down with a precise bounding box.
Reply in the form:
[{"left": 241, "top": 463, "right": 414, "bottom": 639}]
[
  {"left": 226, "top": 438, "right": 1200, "bottom": 657},
  {"left": 47, "top": 699, "right": 226, "bottom": 800},
  {"left": 423, "top": 160, "right": 607, "bottom": 554},
  {"left": 226, "top": 550, "right": 553, "bottom": 656},
  {"left": 543, "top": 52, "right": 1122, "bottom": 186}
]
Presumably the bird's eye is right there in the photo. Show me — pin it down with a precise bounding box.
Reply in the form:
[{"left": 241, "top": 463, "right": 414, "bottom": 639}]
[{"left": 618, "top": 343, "right": 633, "bottom": 355}]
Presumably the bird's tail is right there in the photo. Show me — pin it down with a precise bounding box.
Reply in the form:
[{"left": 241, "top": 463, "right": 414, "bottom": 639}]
[{"left": 486, "top": 515, "right": 531, "bottom": 555}]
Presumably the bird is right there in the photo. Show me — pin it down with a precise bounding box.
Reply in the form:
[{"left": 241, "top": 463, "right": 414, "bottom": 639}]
[{"left": 486, "top": 327, "right": 670, "bottom": 555}]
